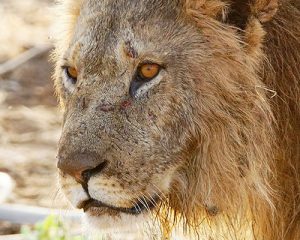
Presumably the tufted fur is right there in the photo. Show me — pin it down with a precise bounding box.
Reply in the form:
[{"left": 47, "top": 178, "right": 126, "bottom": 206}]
[{"left": 53, "top": 0, "right": 300, "bottom": 239}]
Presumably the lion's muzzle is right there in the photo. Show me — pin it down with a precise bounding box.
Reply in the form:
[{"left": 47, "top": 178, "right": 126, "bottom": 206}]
[{"left": 57, "top": 150, "right": 107, "bottom": 184}]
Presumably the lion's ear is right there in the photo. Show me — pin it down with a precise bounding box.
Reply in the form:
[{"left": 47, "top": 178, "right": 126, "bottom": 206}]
[
  {"left": 226, "top": 0, "right": 278, "bottom": 29},
  {"left": 185, "top": 0, "right": 278, "bottom": 28},
  {"left": 226, "top": 0, "right": 278, "bottom": 58},
  {"left": 185, "top": 0, "right": 278, "bottom": 58}
]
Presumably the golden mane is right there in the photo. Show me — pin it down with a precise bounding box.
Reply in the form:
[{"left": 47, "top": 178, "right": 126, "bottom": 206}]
[{"left": 158, "top": 15, "right": 276, "bottom": 239}]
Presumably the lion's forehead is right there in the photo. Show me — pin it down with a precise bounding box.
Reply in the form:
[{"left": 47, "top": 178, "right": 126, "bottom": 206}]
[
  {"left": 81, "top": 0, "right": 182, "bottom": 22},
  {"left": 69, "top": 0, "right": 186, "bottom": 67}
]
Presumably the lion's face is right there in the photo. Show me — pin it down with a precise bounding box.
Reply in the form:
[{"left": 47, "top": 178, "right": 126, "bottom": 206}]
[
  {"left": 55, "top": 0, "right": 272, "bottom": 232},
  {"left": 56, "top": 0, "right": 196, "bottom": 224}
]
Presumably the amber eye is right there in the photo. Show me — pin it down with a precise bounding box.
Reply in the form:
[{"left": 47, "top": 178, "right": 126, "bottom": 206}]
[
  {"left": 138, "top": 63, "right": 160, "bottom": 80},
  {"left": 65, "top": 66, "right": 78, "bottom": 83},
  {"left": 130, "top": 62, "right": 162, "bottom": 98}
]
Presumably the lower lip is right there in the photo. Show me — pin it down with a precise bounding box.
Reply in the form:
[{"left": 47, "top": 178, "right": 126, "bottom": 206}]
[
  {"left": 85, "top": 206, "right": 121, "bottom": 217},
  {"left": 82, "top": 200, "right": 124, "bottom": 215},
  {"left": 83, "top": 198, "right": 158, "bottom": 216}
]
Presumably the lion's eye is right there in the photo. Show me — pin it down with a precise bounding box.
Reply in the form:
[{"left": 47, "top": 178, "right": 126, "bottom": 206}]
[
  {"left": 138, "top": 63, "right": 160, "bottom": 81},
  {"left": 64, "top": 66, "right": 78, "bottom": 84},
  {"left": 130, "top": 62, "right": 163, "bottom": 98},
  {"left": 62, "top": 66, "right": 78, "bottom": 93}
]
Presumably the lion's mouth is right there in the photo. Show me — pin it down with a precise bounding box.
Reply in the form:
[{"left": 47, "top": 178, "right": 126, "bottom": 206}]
[{"left": 79, "top": 196, "right": 159, "bottom": 215}]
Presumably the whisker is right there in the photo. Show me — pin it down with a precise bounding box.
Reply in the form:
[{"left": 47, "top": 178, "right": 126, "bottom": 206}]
[
  {"left": 145, "top": 191, "right": 159, "bottom": 208},
  {"left": 135, "top": 196, "right": 143, "bottom": 213},
  {"left": 139, "top": 195, "right": 151, "bottom": 213},
  {"left": 151, "top": 183, "right": 167, "bottom": 202},
  {"left": 51, "top": 188, "right": 61, "bottom": 207}
]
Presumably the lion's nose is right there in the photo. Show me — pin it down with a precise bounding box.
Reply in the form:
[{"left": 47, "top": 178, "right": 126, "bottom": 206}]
[{"left": 57, "top": 151, "right": 107, "bottom": 184}]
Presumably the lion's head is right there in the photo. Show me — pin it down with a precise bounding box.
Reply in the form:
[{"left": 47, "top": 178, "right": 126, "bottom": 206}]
[{"left": 54, "top": 0, "right": 277, "bottom": 238}]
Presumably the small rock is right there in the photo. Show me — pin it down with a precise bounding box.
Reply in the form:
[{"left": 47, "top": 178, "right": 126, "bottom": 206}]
[{"left": 0, "top": 172, "right": 14, "bottom": 203}]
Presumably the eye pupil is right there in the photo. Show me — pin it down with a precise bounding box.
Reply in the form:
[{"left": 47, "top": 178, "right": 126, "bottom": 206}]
[{"left": 140, "top": 63, "right": 160, "bottom": 79}]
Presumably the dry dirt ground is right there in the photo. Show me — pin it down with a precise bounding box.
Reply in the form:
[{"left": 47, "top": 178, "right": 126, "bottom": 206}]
[{"left": 0, "top": 0, "right": 67, "bottom": 234}]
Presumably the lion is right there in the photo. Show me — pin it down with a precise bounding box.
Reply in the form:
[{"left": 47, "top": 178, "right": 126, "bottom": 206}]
[{"left": 53, "top": 0, "right": 300, "bottom": 239}]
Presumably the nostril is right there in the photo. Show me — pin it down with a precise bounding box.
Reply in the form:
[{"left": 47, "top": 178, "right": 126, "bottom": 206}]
[
  {"left": 81, "top": 161, "right": 108, "bottom": 182},
  {"left": 81, "top": 169, "right": 91, "bottom": 183}
]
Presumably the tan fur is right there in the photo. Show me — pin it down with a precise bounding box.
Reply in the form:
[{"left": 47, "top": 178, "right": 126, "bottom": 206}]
[
  {"left": 53, "top": 0, "right": 300, "bottom": 239},
  {"left": 53, "top": 0, "right": 84, "bottom": 55}
]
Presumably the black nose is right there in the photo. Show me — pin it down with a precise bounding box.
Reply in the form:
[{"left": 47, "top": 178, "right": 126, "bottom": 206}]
[{"left": 57, "top": 151, "right": 107, "bottom": 183}]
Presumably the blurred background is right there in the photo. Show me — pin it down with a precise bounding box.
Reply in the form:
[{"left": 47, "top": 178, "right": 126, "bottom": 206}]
[{"left": 0, "top": 0, "right": 72, "bottom": 237}]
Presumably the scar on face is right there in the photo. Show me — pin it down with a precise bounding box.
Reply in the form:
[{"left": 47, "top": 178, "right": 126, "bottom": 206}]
[{"left": 123, "top": 41, "right": 138, "bottom": 59}]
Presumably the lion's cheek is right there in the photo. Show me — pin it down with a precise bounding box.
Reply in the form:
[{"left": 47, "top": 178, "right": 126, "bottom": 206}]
[{"left": 88, "top": 177, "right": 137, "bottom": 208}]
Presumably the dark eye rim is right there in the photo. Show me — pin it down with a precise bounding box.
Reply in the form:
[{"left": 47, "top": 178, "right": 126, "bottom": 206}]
[{"left": 61, "top": 66, "right": 78, "bottom": 85}]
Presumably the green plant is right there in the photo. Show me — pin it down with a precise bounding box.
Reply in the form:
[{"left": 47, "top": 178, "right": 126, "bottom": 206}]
[{"left": 21, "top": 215, "right": 84, "bottom": 240}]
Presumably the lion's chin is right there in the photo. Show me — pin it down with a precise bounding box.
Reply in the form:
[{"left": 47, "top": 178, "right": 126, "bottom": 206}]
[
  {"left": 84, "top": 209, "right": 149, "bottom": 228},
  {"left": 83, "top": 210, "right": 157, "bottom": 239}
]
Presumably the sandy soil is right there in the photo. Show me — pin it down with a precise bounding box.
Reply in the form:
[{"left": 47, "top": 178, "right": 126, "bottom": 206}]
[
  {"left": 0, "top": 0, "right": 54, "bottom": 62},
  {"left": 0, "top": 0, "right": 67, "bottom": 235}
]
